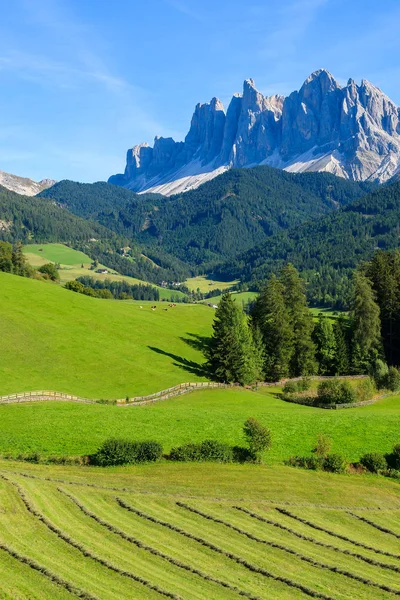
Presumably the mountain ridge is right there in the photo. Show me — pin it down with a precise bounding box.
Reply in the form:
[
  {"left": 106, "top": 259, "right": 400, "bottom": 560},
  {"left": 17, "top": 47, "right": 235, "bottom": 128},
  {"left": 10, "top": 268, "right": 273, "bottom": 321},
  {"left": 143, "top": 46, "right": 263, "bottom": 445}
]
[
  {"left": 0, "top": 170, "right": 56, "bottom": 196},
  {"left": 109, "top": 69, "right": 400, "bottom": 195}
]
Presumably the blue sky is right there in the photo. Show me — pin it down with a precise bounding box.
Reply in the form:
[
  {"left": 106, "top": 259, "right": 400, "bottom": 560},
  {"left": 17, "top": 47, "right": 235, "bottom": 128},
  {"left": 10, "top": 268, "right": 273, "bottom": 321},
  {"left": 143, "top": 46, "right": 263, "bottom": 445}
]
[{"left": 0, "top": 0, "right": 399, "bottom": 183}]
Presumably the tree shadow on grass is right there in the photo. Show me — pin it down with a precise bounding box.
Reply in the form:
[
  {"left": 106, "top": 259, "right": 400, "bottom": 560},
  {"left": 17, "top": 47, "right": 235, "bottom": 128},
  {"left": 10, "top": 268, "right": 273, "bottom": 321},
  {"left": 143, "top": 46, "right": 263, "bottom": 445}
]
[
  {"left": 148, "top": 346, "right": 210, "bottom": 378},
  {"left": 179, "top": 332, "right": 212, "bottom": 354}
]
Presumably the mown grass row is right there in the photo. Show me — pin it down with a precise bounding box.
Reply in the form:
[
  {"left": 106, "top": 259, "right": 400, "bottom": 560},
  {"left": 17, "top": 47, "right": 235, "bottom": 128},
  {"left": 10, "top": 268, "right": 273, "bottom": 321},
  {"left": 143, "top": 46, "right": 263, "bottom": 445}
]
[
  {"left": 276, "top": 508, "right": 400, "bottom": 559},
  {"left": 59, "top": 487, "right": 267, "bottom": 600},
  {"left": 176, "top": 502, "right": 400, "bottom": 597},
  {"left": 234, "top": 506, "right": 400, "bottom": 574},
  {"left": 0, "top": 540, "right": 98, "bottom": 600},
  {"left": 348, "top": 512, "right": 400, "bottom": 539},
  {"left": 116, "top": 497, "right": 338, "bottom": 600},
  {"left": 1, "top": 475, "right": 182, "bottom": 600}
]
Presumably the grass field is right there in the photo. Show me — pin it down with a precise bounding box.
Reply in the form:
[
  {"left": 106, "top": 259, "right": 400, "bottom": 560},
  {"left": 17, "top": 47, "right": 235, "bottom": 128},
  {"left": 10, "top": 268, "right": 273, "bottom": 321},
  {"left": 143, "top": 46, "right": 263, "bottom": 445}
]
[
  {"left": 24, "top": 243, "right": 186, "bottom": 299},
  {"left": 0, "top": 388, "right": 399, "bottom": 462},
  {"left": 185, "top": 275, "right": 239, "bottom": 293},
  {"left": 0, "top": 461, "right": 399, "bottom": 599},
  {"left": 208, "top": 291, "right": 258, "bottom": 305},
  {"left": 0, "top": 272, "right": 212, "bottom": 398}
]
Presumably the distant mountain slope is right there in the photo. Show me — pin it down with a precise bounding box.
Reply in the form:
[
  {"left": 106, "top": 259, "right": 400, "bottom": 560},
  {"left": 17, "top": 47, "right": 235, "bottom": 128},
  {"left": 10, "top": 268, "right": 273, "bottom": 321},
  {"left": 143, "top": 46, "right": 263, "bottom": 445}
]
[
  {"left": 109, "top": 69, "right": 400, "bottom": 194},
  {"left": 0, "top": 170, "right": 55, "bottom": 196},
  {"left": 0, "top": 184, "right": 112, "bottom": 244},
  {"left": 216, "top": 181, "right": 400, "bottom": 306},
  {"left": 0, "top": 185, "right": 189, "bottom": 284},
  {"left": 41, "top": 167, "right": 370, "bottom": 271}
]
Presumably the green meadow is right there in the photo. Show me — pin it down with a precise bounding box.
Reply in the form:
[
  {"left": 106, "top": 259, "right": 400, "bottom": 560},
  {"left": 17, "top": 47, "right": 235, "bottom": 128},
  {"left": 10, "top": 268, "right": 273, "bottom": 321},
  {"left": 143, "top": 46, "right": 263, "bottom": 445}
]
[
  {"left": 0, "top": 271, "right": 212, "bottom": 398},
  {"left": 24, "top": 243, "right": 186, "bottom": 299}
]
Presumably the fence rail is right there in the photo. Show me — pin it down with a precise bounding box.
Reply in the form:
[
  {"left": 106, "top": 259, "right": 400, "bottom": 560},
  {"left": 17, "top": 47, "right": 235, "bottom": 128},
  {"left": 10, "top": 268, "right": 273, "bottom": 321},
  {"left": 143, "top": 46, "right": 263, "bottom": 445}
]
[{"left": 0, "top": 375, "right": 369, "bottom": 407}]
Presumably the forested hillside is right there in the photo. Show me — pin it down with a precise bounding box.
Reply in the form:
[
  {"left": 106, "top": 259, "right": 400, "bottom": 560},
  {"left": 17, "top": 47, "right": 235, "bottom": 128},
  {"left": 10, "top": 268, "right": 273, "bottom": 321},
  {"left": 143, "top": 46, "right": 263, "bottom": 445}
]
[
  {"left": 217, "top": 181, "right": 400, "bottom": 307},
  {"left": 0, "top": 185, "right": 189, "bottom": 284},
  {"left": 41, "top": 167, "right": 370, "bottom": 271}
]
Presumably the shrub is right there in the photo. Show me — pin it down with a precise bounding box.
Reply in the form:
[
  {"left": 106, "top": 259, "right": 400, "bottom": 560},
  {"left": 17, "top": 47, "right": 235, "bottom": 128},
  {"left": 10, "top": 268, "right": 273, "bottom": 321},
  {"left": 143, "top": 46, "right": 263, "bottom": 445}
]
[
  {"left": 169, "top": 443, "right": 202, "bottom": 462},
  {"left": 282, "top": 381, "right": 298, "bottom": 394},
  {"left": 169, "top": 440, "right": 233, "bottom": 463},
  {"left": 38, "top": 263, "right": 59, "bottom": 281},
  {"left": 322, "top": 453, "right": 348, "bottom": 473},
  {"left": 243, "top": 417, "right": 272, "bottom": 462},
  {"left": 92, "top": 438, "right": 163, "bottom": 466},
  {"left": 360, "top": 452, "right": 387, "bottom": 473},
  {"left": 385, "top": 366, "right": 400, "bottom": 392},
  {"left": 355, "top": 377, "right": 376, "bottom": 403},
  {"left": 297, "top": 377, "right": 312, "bottom": 392},
  {"left": 312, "top": 434, "right": 332, "bottom": 460},
  {"left": 370, "top": 359, "right": 389, "bottom": 389},
  {"left": 286, "top": 455, "right": 320, "bottom": 470},
  {"left": 317, "top": 379, "right": 356, "bottom": 405},
  {"left": 385, "top": 444, "right": 400, "bottom": 470}
]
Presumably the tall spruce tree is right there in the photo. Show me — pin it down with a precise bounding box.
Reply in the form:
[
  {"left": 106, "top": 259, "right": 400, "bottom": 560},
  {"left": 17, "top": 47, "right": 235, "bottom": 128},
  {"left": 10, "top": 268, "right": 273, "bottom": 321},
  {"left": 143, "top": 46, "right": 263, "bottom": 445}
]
[
  {"left": 333, "top": 316, "right": 350, "bottom": 375},
  {"left": 313, "top": 315, "right": 336, "bottom": 375},
  {"left": 206, "top": 293, "right": 260, "bottom": 385},
  {"left": 252, "top": 275, "right": 293, "bottom": 381},
  {"left": 366, "top": 250, "right": 400, "bottom": 365},
  {"left": 349, "top": 271, "right": 382, "bottom": 373},
  {"left": 279, "top": 264, "right": 317, "bottom": 376}
]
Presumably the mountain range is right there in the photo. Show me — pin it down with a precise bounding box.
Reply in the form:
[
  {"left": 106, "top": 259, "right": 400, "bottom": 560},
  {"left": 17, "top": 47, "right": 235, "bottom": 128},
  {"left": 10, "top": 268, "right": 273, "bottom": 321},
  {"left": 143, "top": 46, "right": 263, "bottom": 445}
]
[
  {"left": 108, "top": 69, "right": 400, "bottom": 195},
  {"left": 0, "top": 170, "right": 55, "bottom": 196}
]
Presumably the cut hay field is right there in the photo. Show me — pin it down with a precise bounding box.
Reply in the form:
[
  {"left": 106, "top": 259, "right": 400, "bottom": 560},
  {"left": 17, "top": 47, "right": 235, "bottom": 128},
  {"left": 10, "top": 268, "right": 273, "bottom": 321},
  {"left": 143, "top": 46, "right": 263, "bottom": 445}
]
[
  {"left": 0, "top": 272, "right": 212, "bottom": 398},
  {"left": 185, "top": 275, "right": 239, "bottom": 293},
  {"left": 24, "top": 243, "right": 186, "bottom": 299},
  {"left": 0, "top": 461, "right": 399, "bottom": 600}
]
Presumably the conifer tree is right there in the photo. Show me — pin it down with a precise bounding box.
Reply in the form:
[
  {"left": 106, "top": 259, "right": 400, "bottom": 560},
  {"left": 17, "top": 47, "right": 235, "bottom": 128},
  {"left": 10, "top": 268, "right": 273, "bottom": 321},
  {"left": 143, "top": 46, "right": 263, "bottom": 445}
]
[
  {"left": 366, "top": 250, "right": 400, "bottom": 364},
  {"left": 313, "top": 315, "right": 336, "bottom": 375},
  {"left": 252, "top": 275, "right": 293, "bottom": 381},
  {"left": 333, "top": 316, "right": 350, "bottom": 375},
  {"left": 279, "top": 264, "right": 317, "bottom": 376},
  {"left": 349, "top": 271, "right": 382, "bottom": 373},
  {"left": 206, "top": 293, "right": 259, "bottom": 385}
]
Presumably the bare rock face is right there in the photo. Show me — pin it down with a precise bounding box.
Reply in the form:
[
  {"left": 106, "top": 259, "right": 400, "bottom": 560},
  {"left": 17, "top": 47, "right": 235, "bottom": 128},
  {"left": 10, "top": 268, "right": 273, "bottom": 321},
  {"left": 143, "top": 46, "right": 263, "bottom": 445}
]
[
  {"left": 109, "top": 70, "right": 400, "bottom": 195},
  {"left": 0, "top": 171, "right": 56, "bottom": 196}
]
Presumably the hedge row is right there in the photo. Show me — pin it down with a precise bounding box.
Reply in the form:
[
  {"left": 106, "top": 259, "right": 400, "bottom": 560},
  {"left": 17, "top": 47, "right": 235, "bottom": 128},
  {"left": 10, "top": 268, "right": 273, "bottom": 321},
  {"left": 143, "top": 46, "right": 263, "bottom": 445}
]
[
  {"left": 118, "top": 498, "right": 336, "bottom": 600},
  {"left": 175, "top": 503, "right": 399, "bottom": 596},
  {"left": 276, "top": 508, "right": 400, "bottom": 559},
  {"left": 234, "top": 507, "right": 400, "bottom": 574}
]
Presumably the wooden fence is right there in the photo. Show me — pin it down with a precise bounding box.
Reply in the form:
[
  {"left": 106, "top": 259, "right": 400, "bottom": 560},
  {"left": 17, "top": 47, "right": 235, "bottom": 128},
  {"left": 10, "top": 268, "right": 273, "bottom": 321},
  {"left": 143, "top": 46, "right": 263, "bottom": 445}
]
[{"left": 0, "top": 375, "right": 369, "bottom": 408}]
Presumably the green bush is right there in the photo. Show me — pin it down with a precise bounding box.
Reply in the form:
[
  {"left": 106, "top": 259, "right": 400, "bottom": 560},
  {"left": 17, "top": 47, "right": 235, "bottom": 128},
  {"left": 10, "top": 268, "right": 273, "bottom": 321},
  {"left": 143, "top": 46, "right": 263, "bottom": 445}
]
[
  {"left": 360, "top": 452, "right": 387, "bottom": 473},
  {"left": 92, "top": 438, "right": 163, "bottom": 466},
  {"left": 169, "top": 443, "right": 202, "bottom": 462},
  {"left": 297, "top": 377, "right": 312, "bottom": 392},
  {"left": 385, "top": 367, "right": 400, "bottom": 392},
  {"left": 385, "top": 444, "right": 400, "bottom": 470},
  {"left": 38, "top": 263, "right": 59, "bottom": 281},
  {"left": 317, "top": 379, "right": 356, "bottom": 405},
  {"left": 355, "top": 377, "right": 376, "bottom": 403},
  {"left": 243, "top": 417, "right": 272, "bottom": 462},
  {"left": 286, "top": 455, "right": 320, "bottom": 470},
  {"left": 370, "top": 359, "right": 389, "bottom": 389},
  {"left": 282, "top": 381, "right": 298, "bottom": 394},
  {"left": 322, "top": 453, "right": 347, "bottom": 473},
  {"left": 169, "top": 440, "right": 233, "bottom": 463}
]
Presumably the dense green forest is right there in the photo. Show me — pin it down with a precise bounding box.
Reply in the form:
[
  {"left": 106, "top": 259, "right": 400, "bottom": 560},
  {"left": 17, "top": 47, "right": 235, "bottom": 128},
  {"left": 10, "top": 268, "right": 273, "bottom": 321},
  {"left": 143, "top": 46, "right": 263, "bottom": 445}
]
[
  {"left": 216, "top": 181, "right": 400, "bottom": 308},
  {"left": 40, "top": 167, "right": 370, "bottom": 271},
  {"left": 0, "top": 185, "right": 189, "bottom": 284}
]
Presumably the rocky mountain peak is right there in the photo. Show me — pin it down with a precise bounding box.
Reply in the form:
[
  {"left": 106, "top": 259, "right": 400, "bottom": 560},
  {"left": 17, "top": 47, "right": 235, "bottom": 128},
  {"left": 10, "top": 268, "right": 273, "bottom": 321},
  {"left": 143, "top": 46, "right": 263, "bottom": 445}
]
[{"left": 109, "top": 70, "right": 400, "bottom": 195}]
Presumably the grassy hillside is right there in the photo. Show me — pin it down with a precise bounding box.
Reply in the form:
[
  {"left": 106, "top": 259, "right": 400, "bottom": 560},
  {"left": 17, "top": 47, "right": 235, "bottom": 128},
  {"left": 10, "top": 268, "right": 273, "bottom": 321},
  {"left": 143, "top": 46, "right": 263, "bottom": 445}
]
[
  {"left": 0, "top": 388, "right": 398, "bottom": 462},
  {"left": 0, "top": 463, "right": 399, "bottom": 599},
  {"left": 0, "top": 272, "right": 212, "bottom": 398},
  {"left": 24, "top": 243, "right": 187, "bottom": 299}
]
